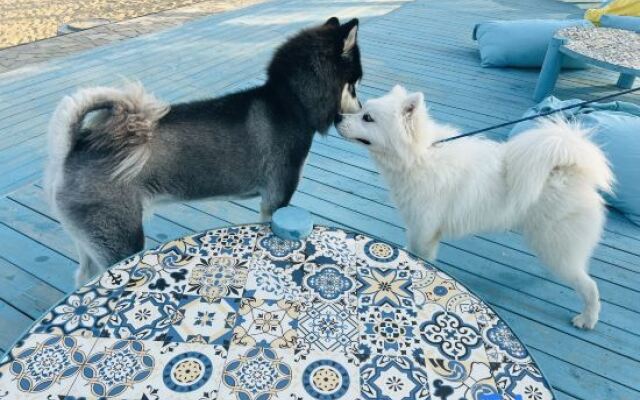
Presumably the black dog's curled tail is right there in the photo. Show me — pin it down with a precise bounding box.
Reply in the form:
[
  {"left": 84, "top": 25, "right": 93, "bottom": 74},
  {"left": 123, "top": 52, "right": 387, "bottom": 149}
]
[{"left": 44, "top": 82, "right": 169, "bottom": 202}]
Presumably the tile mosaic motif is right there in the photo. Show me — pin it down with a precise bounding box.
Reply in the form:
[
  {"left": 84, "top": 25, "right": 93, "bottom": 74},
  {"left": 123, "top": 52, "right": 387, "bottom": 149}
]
[
  {"left": 220, "top": 346, "right": 293, "bottom": 399},
  {"left": 359, "top": 303, "right": 420, "bottom": 357},
  {"left": 285, "top": 351, "right": 360, "bottom": 399},
  {"left": 244, "top": 258, "right": 305, "bottom": 301},
  {"left": 361, "top": 354, "right": 430, "bottom": 400},
  {"left": 295, "top": 299, "right": 360, "bottom": 361},
  {"left": 232, "top": 297, "right": 300, "bottom": 349},
  {"left": 30, "top": 285, "right": 121, "bottom": 338},
  {"left": 101, "top": 291, "right": 182, "bottom": 341},
  {"left": 166, "top": 295, "right": 240, "bottom": 346},
  {"left": 0, "top": 334, "right": 95, "bottom": 398},
  {"left": 2, "top": 224, "right": 554, "bottom": 399},
  {"left": 184, "top": 256, "right": 249, "bottom": 302},
  {"left": 358, "top": 266, "right": 415, "bottom": 308}
]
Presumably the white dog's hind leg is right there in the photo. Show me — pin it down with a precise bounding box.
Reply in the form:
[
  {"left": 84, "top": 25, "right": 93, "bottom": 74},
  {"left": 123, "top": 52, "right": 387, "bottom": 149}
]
[
  {"left": 524, "top": 211, "right": 602, "bottom": 329},
  {"left": 568, "top": 272, "right": 600, "bottom": 329}
]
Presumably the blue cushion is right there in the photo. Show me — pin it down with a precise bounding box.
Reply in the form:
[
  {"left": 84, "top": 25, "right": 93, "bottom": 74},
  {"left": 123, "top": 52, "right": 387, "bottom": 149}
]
[
  {"left": 510, "top": 96, "right": 640, "bottom": 226},
  {"left": 473, "top": 19, "right": 593, "bottom": 68},
  {"left": 600, "top": 15, "right": 640, "bottom": 32}
]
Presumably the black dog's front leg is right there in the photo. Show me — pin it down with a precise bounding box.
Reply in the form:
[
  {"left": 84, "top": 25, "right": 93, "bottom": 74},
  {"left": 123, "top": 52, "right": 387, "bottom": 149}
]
[{"left": 260, "top": 168, "right": 301, "bottom": 222}]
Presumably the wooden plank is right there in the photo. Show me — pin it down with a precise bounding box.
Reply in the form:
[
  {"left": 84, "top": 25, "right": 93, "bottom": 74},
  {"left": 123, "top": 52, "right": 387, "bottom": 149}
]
[
  {"left": 0, "top": 222, "right": 76, "bottom": 294},
  {"left": 0, "top": 300, "right": 32, "bottom": 354},
  {"left": 0, "top": 257, "right": 64, "bottom": 320}
]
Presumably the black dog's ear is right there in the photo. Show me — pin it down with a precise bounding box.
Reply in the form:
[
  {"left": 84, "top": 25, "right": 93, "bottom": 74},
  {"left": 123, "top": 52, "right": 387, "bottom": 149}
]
[
  {"left": 325, "top": 17, "right": 340, "bottom": 27},
  {"left": 341, "top": 18, "right": 359, "bottom": 54}
]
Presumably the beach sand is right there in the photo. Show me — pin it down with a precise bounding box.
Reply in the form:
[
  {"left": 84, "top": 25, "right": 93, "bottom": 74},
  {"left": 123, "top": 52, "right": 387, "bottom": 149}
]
[{"left": 0, "top": 0, "right": 229, "bottom": 49}]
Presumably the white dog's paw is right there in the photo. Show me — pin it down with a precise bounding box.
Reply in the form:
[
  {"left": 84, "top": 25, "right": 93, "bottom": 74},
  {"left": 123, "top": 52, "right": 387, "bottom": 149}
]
[{"left": 572, "top": 313, "right": 597, "bottom": 330}]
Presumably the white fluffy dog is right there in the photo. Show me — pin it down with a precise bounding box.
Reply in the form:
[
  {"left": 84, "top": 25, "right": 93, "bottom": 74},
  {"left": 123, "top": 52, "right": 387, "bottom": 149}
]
[{"left": 335, "top": 85, "right": 613, "bottom": 329}]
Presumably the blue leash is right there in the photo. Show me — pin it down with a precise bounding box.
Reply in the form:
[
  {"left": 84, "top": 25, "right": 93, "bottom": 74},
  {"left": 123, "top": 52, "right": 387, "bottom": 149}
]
[{"left": 432, "top": 86, "right": 640, "bottom": 145}]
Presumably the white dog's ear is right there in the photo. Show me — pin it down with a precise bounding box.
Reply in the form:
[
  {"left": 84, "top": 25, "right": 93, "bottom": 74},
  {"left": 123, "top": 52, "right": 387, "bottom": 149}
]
[
  {"left": 402, "top": 92, "right": 424, "bottom": 118},
  {"left": 391, "top": 84, "right": 408, "bottom": 97}
]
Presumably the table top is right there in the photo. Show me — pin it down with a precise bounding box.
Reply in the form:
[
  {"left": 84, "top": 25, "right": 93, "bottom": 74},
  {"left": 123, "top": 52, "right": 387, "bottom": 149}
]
[
  {"left": 557, "top": 26, "right": 640, "bottom": 72},
  {"left": 0, "top": 224, "right": 554, "bottom": 399}
]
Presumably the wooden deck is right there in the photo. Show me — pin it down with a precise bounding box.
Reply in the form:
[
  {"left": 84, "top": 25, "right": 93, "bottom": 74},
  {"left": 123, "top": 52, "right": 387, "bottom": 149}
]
[{"left": 0, "top": 0, "right": 638, "bottom": 398}]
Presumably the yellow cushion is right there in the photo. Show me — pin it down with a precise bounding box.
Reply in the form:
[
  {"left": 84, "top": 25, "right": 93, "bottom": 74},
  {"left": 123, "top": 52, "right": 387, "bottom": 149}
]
[{"left": 585, "top": 0, "right": 640, "bottom": 24}]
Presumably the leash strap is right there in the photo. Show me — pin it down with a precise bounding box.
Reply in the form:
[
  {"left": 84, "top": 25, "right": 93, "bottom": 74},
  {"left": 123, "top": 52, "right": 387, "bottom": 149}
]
[{"left": 432, "top": 86, "right": 640, "bottom": 145}]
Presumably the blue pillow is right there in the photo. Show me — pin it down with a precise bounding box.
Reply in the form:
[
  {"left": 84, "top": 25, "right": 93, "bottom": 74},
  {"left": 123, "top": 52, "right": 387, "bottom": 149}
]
[
  {"left": 473, "top": 19, "right": 593, "bottom": 68},
  {"left": 510, "top": 96, "right": 640, "bottom": 226},
  {"left": 600, "top": 15, "right": 640, "bottom": 32}
]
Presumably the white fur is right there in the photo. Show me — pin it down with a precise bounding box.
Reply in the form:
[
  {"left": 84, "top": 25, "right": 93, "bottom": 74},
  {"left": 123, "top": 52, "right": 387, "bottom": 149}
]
[
  {"left": 340, "top": 82, "right": 361, "bottom": 115},
  {"left": 336, "top": 85, "right": 614, "bottom": 330}
]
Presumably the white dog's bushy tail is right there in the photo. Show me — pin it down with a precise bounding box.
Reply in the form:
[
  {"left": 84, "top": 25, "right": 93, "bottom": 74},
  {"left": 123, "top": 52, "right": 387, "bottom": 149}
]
[
  {"left": 44, "top": 82, "right": 169, "bottom": 204},
  {"left": 504, "top": 117, "right": 613, "bottom": 210}
]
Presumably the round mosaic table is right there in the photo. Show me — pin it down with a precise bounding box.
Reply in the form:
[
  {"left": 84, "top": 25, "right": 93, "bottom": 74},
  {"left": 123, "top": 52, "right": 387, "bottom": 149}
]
[
  {"left": 534, "top": 26, "right": 640, "bottom": 101},
  {"left": 0, "top": 224, "right": 555, "bottom": 399}
]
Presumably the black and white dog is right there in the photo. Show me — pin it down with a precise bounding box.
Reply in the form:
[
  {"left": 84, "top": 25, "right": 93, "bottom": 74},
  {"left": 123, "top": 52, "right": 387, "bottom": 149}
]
[{"left": 45, "top": 17, "right": 363, "bottom": 285}]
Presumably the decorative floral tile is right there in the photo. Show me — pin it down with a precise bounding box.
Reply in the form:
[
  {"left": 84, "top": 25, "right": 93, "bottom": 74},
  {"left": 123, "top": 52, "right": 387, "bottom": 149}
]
[
  {"left": 101, "top": 291, "right": 182, "bottom": 341},
  {"left": 196, "top": 225, "right": 262, "bottom": 260},
  {"left": 232, "top": 298, "right": 300, "bottom": 349},
  {"left": 301, "top": 262, "right": 357, "bottom": 305},
  {"left": 412, "top": 270, "right": 481, "bottom": 317},
  {"left": 357, "top": 266, "right": 415, "bottom": 309},
  {"left": 166, "top": 295, "right": 240, "bottom": 346},
  {"left": 417, "top": 303, "right": 483, "bottom": 362},
  {"left": 219, "top": 346, "right": 293, "bottom": 400},
  {"left": 30, "top": 285, "right": 121, "bottom": 338},
  {"left": 255, "top": 228, "right": 306, "bottom": 262},
  {"left": 69, "top": 339, "right": 154, "bottom": 398},
  {"left": 243, "top": 257, "right": 305, "bottom": 301},
  {"left": 0, "top": 334, "right": 96, "bottom": 399},
  {"left": 305, "top": 226, "right": 357, "bottom": 268},
  {"left": 285, "top": 351, "right": 360, "bottom": 400},
  {"left": 85, "top": 254, "right": 142, "bottom": 291},
  {"left": 295, "top": 299, "right": 360, "bottom": 363},
  {"left": 476, "top": 304, "right": 532, "bottom": 364},
  {"left": 183, "top": 256, "right": 249, "bottom": 303},
  {"left": 127, "top": 240, "right": 198, "bottom": 294},
  {"left": 424, "top": 357, "right": 500, "bottom": 400},
  {"left": 359, "top": 304, "right": 420, "bottom": 357},
  {"left": 494, "top": 362, "right": 554, "bottom": 400},
  {"left": 360, "top": 354, "right": 430, "bottom": 400},
  {"left": 143, "top": 342, "right": 227, "bottom": 400},
  {"left": 65, "top": 339, "right": 228, "bottom": 400},
  {"left": 354, "top": 235, "right": 424, "bottom": 271}
]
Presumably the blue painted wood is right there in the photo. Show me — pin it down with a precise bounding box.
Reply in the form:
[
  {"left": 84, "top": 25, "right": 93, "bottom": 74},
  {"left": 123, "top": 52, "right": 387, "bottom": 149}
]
[
  {"left": 618, "top": 73, "right": 636, "bottom": 89},
  {"left": 534, "top": 37, "right": 566, "bottom": 101},
  {"left": 0, "top": 0, "right": 638, "bottom": 398},
  {"left": 0, "top": 300, "right": 32, "bottom": 354},
  {"left": 271, "top": 206, "right": 313, "bottom": 240}
]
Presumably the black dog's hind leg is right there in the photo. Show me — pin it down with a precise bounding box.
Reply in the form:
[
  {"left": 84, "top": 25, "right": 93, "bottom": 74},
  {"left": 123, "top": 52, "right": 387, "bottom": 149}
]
[{"left": 62, "top": 200, "right": 146, "bottom": 286}]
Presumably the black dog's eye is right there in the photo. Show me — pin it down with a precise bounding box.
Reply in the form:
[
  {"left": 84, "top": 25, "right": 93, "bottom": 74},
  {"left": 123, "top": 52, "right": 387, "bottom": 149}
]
[{"left": 363, "top": 113, "right": 374, "bottom": 123}]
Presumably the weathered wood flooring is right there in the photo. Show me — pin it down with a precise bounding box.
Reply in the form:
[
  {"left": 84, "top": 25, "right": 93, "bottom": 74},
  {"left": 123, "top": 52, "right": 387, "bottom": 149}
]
[{"left": 0, "top": 0, "right": 638, "bottom": 398}]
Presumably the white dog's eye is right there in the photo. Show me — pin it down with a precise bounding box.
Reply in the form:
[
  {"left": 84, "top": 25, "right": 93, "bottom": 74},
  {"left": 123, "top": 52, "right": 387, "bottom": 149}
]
[{"left": 363, "top": 113, "right": 374, "bottom": 123}]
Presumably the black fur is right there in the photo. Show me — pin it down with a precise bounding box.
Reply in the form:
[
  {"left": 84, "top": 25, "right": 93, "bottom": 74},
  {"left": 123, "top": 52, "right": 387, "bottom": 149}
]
[{"left": 51, "top": 17, "right": 363, "bottom": 283}]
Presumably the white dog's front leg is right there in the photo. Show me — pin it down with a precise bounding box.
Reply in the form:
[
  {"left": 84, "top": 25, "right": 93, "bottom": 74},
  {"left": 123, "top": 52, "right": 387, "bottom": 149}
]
[{"left": 407, "top": 229, "right": 441, "bottom": 261}]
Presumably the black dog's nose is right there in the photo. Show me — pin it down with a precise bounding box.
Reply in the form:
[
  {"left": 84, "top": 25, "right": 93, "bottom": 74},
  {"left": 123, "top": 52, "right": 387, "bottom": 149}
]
[{"left": 334, "top": 113, "right": 343, "bottom": 124}]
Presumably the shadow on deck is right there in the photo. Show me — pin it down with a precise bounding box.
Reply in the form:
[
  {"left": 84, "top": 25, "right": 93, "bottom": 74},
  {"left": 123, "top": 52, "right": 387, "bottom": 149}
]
[{"left": 0, "top": 0, "right": 638, "bottom": 399}]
